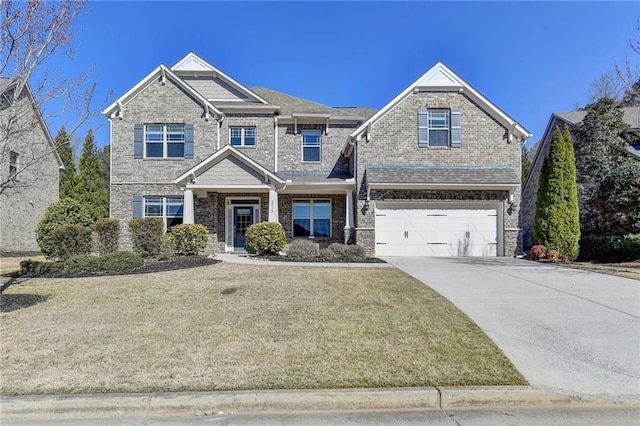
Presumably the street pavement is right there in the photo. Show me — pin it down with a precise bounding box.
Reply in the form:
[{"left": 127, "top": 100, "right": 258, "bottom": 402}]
[{"left": 384, "top": 256, "right": 640, "bottom": 403}]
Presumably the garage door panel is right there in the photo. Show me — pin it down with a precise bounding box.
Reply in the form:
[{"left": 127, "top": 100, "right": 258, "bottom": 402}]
[{"left": 375, "top": 205, "right": 498, "bottom": 257}]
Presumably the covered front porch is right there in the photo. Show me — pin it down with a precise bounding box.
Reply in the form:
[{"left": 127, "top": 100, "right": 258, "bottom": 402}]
[{"left": 172, "top": 145, "right": 356, "bottom": 253}]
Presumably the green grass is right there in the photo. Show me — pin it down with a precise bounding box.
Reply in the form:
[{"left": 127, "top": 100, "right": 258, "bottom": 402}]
[{"left": 0, "top": 263, "right": 526, "bottom": 395}]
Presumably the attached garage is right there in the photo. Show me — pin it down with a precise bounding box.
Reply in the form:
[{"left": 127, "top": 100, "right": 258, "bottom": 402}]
[{"left": 375, "top": 202, "right": 501, "bottom": 257}]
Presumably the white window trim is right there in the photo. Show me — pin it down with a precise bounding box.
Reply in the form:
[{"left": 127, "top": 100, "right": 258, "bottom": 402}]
[
  {"left": 144, "top": 124, "right": 185, "bottom": 159},
  {"left": 143, "top": 196, "right": 184, "bottom": 232},
  {"left": 427, "top": 109, "right": 450, "bottom": 148},
  {"left": 301, "top": 129, "right": 322, "bottom": 163},
  {"left": 292, "top": 198, "right": 332, "bottom": 238},
  {"left": 229, "top": 126, "right": 256, "bottom": 147}
]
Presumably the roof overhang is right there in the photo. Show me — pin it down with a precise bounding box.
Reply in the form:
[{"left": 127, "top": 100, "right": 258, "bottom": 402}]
[
  {"left": 280, "top": 178, "right": 356, "bottom": 194},
  {"left": 102, "top": 65, "right": 223, "bottom": 120},
  {"left": 343, "top": 62, "right": 532, "bottom": 156},
  {"left": 216, "top": 104, "right": 281, "bottom": 114}
]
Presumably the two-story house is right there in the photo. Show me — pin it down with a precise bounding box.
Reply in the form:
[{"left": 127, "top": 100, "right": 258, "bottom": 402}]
[
  {"left": 104, "top": 53, "right": 530, "bottom": 257},
  {"left": 1, "top": 78, "right": 63, "bottom": 252}
]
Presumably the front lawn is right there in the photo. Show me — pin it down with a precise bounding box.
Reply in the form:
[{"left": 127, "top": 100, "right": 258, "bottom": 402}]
[{"left": 0, "top": 263, "right": 526, "bottom": 395}]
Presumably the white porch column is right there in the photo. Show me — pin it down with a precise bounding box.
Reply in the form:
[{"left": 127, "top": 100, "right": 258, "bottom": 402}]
[
  {"left": 345, "top": 189, "right": 354, "bottom": 230},
  {"left": 183, "top": 188, "right": 194, "bottom": 224},
  {"left": 268, "top": 186, "right": 279, "bottom": 222}
]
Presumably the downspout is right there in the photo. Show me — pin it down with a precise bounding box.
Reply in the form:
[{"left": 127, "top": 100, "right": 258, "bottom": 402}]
[
  {"left": 274, "top": 116, "right": 279, "bottom": 173},
  {"left": 217, "top": 114, "right": 225, "bottom": 151}
]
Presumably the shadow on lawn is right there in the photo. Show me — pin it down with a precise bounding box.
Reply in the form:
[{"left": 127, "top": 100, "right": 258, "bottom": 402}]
[{"left": 1, "top": 292, "right": 50, "bottom": 313}]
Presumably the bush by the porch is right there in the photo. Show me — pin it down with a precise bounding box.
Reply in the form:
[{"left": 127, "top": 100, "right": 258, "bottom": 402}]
[
  {"left": 245, "top": 222, "right": 287, "bottom": 255},
  {"left": 169, "top": 224, "right": 209, "bottom": 255},
  {"left": 129, "top": 218, "right": 164, "bottom": 257}
]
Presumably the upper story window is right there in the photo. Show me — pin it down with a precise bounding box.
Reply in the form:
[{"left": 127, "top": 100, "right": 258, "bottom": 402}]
[
  {"left": 418, "top": 108, "right": 461, "bottom": 148},
  {"left": 145, "top": 124, "right": 185, "bottom": 158},
  {"left": 293, "top": 199, "right": 331, "bottom": 238},
  {"left": 302, "top": 130, "right": 321, "bottom": 162},
  {"left": 144, "top": 196, "right": 183, "bottom": 231},
  {"left": 230, "top": 127, "right": 256, "bottom": 147},
  {"left": 9, "top": 151, "right": 18, "bottom": 179}
]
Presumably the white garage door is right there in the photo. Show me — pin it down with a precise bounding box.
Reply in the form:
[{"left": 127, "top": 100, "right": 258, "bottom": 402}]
[{"left": 375, "top": 204, "right": 498, "bottom": 257}]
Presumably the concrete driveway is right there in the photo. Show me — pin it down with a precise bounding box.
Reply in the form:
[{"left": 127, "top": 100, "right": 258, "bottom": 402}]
[{"left": 383, "top": 257, "right": 640, "bottom": 403}]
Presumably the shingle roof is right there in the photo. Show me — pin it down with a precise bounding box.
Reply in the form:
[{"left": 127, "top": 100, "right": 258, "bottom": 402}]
[
  {"left": 277, "top": 170, "right": 353, "bottom": 184},
  {"left": 555, "top": 106, "right": 640, "bottom": 159},
  {"left": 249, "top": 87, "right": 367, "bottom": 120},
  {"left": 331, "top": 106, "right": 378, "bottom": 120},
  {"left": 556, "top": 106, "right": 640, "bottom": 128},
  {"left": 366, "top": 165, "right": 520, "bottom": 185}
]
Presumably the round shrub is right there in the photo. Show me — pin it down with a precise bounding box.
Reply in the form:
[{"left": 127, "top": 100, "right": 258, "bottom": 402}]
[
  {"left": 95, "top": 218, "right": 120, "bottom": 255},
  {"left": 128, "top": 218, "right": 164, "bottom": 257},
  {"left": 169, "top": 224, "right": 209, "bottom": 255},
  {"left": 36, "top": 198, "right": 94, "bottom": 259},
  {"left": 284, "top": 239, "right": 319, "bottom": 260},
  {"left": 328, "top": 243, "right": 366, "bottom": 261},
  {"left": 53, "top": 224, "right": 92, "bottom": 260},
  {"left": 245, "top": 222, "right": 287, "bottom": 255},
  {"left": 529, "top": 244, "right": 546, "bottom": 260}
]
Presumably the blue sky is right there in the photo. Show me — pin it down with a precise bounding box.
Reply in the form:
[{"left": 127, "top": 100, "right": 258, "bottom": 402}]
[{"left": 49, "top": 1, "right": 639, "bottom": 150}]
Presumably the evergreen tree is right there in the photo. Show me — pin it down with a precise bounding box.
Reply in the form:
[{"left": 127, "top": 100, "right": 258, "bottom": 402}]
[
  {"left": 532, "top": 125, "right": 580, "bottom": 260},
  {"left": 76, "top": 129, "right": 108, "bottom": 222},
  {"left": 574, "top": 98, "right": 634, "bottom": 233},
  {"left": 56, "top": 126, "right": 77, "bottom": 199},
  {"left": 521, "top": 143, "right": 532, "bottom": 184},
  {"left": 97, "top": 144, "right": 110, "bottom": 196}
]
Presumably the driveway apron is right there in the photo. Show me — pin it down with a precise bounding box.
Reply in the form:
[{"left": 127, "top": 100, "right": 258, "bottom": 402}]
[{"left": 384, "top": 257, "right": 640, "bottom": 403}]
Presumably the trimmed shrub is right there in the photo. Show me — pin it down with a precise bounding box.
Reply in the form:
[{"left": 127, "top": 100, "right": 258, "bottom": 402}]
[
  {"left": 529, "top": 245, "right": 546, "bottom": 260},
  {"left": 577, "top": 234, "right": 640, "bottom": 262},
  {"left": 284, "top": 239, "right": 319, "bottom": 260},
  {"left": 328, "top": 243, "right": 366, "bottom": 261},
  {"left": 20, "top": 259, "right": 64, "bottom": 275},
  {"left": 64, "top": 251, "right": 144, "bottom": 275},
  {"left": 128, "top": 218, "right": 164, "bottom": 257},
  {"left": 53, "top": 224, "right": 92, "bottom": 260},
  {"left": 246, "top": 222, "right": 287, "bottom": 255},
  {"left": 169, "top": 224, "right": 209, "bottom": 255},
  {"left": 95, "top": 218, "right": 120, "bottom": 255},
  {"left": 318, "top": 247, "right": 339, "bottom": 261},
  {"left": 158, "top": 234, "right": 176, "bottom": 261},
  {"left": 36, "top": 198, "right": 94, "bottom": 259}
]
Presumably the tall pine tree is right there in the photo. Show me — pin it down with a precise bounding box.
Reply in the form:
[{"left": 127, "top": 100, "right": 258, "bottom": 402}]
[
  {"left": 56, "top": 126, "right": 77, "bottom": 199},
  {"left": 76, "top": 129, "right": 108, "bottom": 222},
  {"left": 532, "top": 124, "right": 580, "bottom": 260}
]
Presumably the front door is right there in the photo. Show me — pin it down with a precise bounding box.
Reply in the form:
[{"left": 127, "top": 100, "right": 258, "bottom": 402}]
[{"left": 233, "top": 206, "right": 254, "bottom": 250}]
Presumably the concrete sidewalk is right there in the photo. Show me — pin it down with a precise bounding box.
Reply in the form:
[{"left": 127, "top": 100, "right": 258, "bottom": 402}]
[{"left": 1, "top": 386, "right": 614, "bottom": 419}]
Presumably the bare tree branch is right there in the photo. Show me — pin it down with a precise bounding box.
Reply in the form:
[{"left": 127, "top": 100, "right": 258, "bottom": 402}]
[{"left": 0, "top": 0, "right": 111, "bottom": 196}]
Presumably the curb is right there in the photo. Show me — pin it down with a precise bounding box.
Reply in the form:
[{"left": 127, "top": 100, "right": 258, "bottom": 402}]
[{"left": 2, "top": 386, "right": 626, "bottom": 418}]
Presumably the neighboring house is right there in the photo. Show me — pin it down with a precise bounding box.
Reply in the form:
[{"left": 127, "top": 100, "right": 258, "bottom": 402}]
[
  {"left": 521, "top": 106, "right": 640, "bottom": 247},
  {"left": 104, "top": 53, "right": 531, "bottom": 257},
  {"left": 0, "top": 78, "right": 63, "bottom": 252}
]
